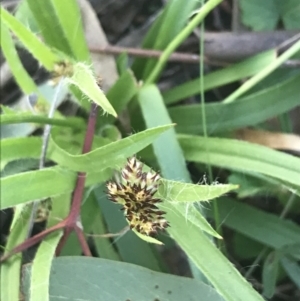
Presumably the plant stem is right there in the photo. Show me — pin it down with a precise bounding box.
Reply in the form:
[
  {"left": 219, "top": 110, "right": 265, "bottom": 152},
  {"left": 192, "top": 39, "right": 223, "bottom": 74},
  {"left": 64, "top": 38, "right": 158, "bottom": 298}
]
[
  {"left": 197, "top": 1, "right": 223, "bottom": 247},
  {"left": 27, "top": 79, "right": 65, "bottom": 239},
  {"left": 55, "top": 102, "right": 99, "bottom": 255},
  {"left": 223, "top": 37, "right": 300, "bottom": 103},
  {"left": 0, "top": 102, "right": 99, "bottom": 263},
  {"left": 145, "top": 0, "right": 223, "bottom": 84}
]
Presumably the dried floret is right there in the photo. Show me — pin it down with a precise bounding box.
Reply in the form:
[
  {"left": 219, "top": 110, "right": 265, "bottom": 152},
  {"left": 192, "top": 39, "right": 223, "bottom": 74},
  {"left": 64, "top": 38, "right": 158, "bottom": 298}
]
[{"left": 106, "top": 157, "right": 169, "bottom": 236}]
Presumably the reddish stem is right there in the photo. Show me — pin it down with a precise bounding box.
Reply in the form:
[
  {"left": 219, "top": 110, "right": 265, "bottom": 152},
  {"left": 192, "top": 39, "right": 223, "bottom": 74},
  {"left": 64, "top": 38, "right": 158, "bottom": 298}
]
[
  {"left": 0, "top": 103, "right": 99, "bottom": 263},
  {"left": 74, "top": 225, "right": 92, "bottom": 256},
  {"left": 0, "top": 221, "right": 65, "bottom": 263}
]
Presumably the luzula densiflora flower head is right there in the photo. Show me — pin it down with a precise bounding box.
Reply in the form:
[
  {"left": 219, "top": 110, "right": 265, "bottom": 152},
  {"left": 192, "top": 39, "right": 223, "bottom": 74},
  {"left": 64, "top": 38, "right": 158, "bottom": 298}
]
[{"left": 106, "top": 157, "right": 169, "bottom": 236}]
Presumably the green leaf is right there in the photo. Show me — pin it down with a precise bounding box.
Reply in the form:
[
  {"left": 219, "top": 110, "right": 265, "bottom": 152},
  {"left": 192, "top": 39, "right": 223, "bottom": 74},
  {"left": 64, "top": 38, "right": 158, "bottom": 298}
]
[
  {"left": 280, "top": 0, "right": 300, "bottom": 29},
  {"left": 0, "top": 23, "right": 46, "bottom": 103},
  {"left": 0, "top": 205, "right": 31, "bottom": 301},
  {"left": 132, "top": 229, "right": 163, "bottom": 245},
  {"left": 30, "top": 232, "right": 62, "bottom": 301},
  {"left": 132, "top": 0, "right": 198, "bottom": 79},
  {"left": 1, "top": 137, "right": 41, "bottom": 170},
  {"left": 67, "top": 62, "right": 117, "bottom": 117},
  {"left": 30, "top": 193, "right": 69, "bottom": 301},
  {"left": 1, "top": 125, "right": 173, "bottom": 208},
  {"left": 158, "top": 179, "right": 238, "bottom": 202},
  {"left": 23, "top": 257, "right": 226, "bottom": 301},
  {"left": 0, "top": 167, "right": 74, "bottom": 209},
  {"left": 137, "top": 83, "right": 223, "bottom": 288},
  {"left": 228, "top": 172, "right": 280, "bottom": 198},
  {"left": 239, "top": 0, "right": 280, "bottom": 30},
  {"left": 81, "top": 193, "right": 120, "bottom": 261},
  {"left": 26, "top": 0, "right": 72, "bottom": 55},
  {"left": 145, "top": 0, "right": 223, "bottom": 84},
  {"left": 163, "top": 49, "right": 276, "bottom": 104},
  {"left": 223, "top": 40, "right": 300, "bottom": 103},
  {"left": 240, "top": 0, "right": 300, "bottom": 30},
  {"left": 205, "top": 198, "right": 300, "bottom": 251},
  {"left": 169, "top": 73, "right": 300, "bottom": 134},
  {"left": 0, "top": 167, "right": 112, "bottom": 209},
  {"left": 51, "top": 0, "right": 90, "bottom": 61},
  {"left": 98, "top": 69, "right": 138, "bottom": 126},
  {"left": 138, "top": 85, "right": 190, "bottom": 181},
  {"left": 164, "top": 201, "right": 222, "bottom": 239},
  {"left": 281, "top": 256, "right": 300, "bottom": 289},
  {"left": 178, "top": 135, "right": 300, "bottom": 187},
  {"left": 262, "top": 251, "right": 280, "bottom": 298},
  {"left": 0, "top": 7, "right": 59, "bottom": 70},
  {"left": 165, "top": 205, "right": 265, "bottom": 301},
  {"left": 48, "top": 124, "right": 174, "bottom": 172},
  {"left": 0, "top": 113, "right": 86, "bottom": 129},
  {"left": 14, "top": 0, "right": 39, "bottom": 32}
]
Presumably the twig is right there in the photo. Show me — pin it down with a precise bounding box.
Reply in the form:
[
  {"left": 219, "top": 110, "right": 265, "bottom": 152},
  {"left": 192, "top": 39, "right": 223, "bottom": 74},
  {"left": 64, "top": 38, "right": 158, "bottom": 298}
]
[
  {"left": 89, "top": 45, "right": 201, "bottom": 63},
  {"left": 90, "top": 44, "right": 300, "bottom": 68}
]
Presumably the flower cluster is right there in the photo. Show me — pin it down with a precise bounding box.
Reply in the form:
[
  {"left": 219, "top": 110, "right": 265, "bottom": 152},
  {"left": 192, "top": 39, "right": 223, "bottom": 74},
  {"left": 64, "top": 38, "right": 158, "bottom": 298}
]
[{"left": 106, "top": 157, "right": 169, "bottom": 236}]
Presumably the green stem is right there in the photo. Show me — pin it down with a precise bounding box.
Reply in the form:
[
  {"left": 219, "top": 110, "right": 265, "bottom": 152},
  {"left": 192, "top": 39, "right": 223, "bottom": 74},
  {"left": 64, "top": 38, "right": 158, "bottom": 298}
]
[
  {"left": 145, "top": 0, "right": 223, "bottom": 84},
  {"left": 223, "top": 38, "right": 300, "bottom": 103},
  {"left": 197, "top": 1, "right": 222, "bottom": 248}
]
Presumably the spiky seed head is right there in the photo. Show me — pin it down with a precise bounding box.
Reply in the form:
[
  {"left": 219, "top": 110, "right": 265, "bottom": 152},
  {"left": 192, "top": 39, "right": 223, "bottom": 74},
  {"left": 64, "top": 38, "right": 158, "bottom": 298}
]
[{"left": 106, "top": 157, "right": 169, "bottom": 236}]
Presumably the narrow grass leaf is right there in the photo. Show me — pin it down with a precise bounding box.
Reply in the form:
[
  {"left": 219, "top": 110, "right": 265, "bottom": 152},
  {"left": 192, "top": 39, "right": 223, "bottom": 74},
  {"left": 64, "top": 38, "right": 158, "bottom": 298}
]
[
  {"left": 0, "top": 23, "right": 46, "bottom": 103},
  {"left": 142, "top": 0, "right": 198, "bottom": 79},
  {"left": 1, "top": 205, "right": 31, "bottom": 301},
  {"left": 163, "top": 49, "right": 276, "bottom": 104},
  {"left": 132, "top": 0, "right": 197, "bottom": 78},
  {"left": 0, "top": 113, "right": 85, "bottom": 129},
  {"left": 169, "top": 73, "right": 300, "bottom": 134},
  {"left": 30, "top": 193, "right": 69, "bottom": 301},
  {"left": 138, "top": 85, "right": 190, "bottom": 181},
  {"left": 29, "top": 232, "right": 62, "bottom": 301},
  {"left": 281, "top": 256, "right": 300, "bottom": 289},
  {"left": 223, "top": 39, "right": 300, "bottom": 103},
  {"left": 205, "top": 198, "right": 300, "bottom": 250},
  {"left": 179, "top": 135, "right": 300, "bottom": 187},
  {"left": 27, "top": 0, "right": 72, "bottom": 55},
  {"left": 1, "top": 7, "right": 59, "bottom": 70},
  {"left": 146, "top": 0, "right": 223, "bottom": 84},
  {"left": 51, "top": 0, "right": 90, "bottom": 61},
  {"left": 165, "top": 205, "right": 265, "bottom": 301},
  {"left": 262, "top": 251, "right": 280, "bottom": 298}
]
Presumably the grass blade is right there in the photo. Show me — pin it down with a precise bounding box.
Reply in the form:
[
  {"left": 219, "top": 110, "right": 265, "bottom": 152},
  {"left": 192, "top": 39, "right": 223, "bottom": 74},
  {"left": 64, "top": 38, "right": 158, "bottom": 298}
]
[
  {"left": 163, "top": 49, "right": 276, "bottom": 104},
  {"left": 26, "top": 0, "right": 72, "bottom": 55},
  {"left": 179, "top": 135, "right": 300, "bottom": 187},
  {"left": 169, "top": 73, "right": 300, "bottom": 134},
  {"left": 1, "top": 7, "right": 59, "bottom": 70}
]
